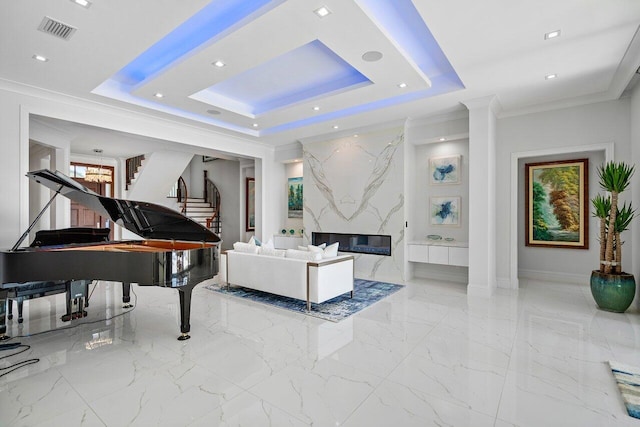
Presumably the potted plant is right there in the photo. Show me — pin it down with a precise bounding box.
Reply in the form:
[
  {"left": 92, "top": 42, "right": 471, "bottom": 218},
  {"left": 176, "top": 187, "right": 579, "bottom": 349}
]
[{"left": 591, "top": 161, "right": 636, "bottom": 312}]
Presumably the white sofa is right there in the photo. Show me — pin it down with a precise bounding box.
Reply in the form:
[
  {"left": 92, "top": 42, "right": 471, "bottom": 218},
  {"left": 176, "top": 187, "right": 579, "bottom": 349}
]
[{"left": 219, "top": 250, "right": 354, "bottom": 310}]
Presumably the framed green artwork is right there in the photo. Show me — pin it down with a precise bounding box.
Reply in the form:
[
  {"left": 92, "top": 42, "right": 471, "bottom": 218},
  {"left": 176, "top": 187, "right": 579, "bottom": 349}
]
[
  {"left": 525, "top": 158, "right": 588, "bottom": 249},
  {"left": 245, "top": 177, "right": 255, "bottom": 231},
  {"left": 288, "top": 177, "right": 303, "bottom": 218}
]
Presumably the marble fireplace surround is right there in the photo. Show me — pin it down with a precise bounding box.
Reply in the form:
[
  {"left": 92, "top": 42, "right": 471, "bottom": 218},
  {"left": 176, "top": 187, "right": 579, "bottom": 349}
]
[{"left": 312, "top": 232, "right": 392, "bottom": 256}]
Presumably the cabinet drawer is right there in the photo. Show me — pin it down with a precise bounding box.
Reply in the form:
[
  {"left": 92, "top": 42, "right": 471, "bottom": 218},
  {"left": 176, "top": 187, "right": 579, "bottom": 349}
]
[
  {"left": 448, "top": 247, "right": 469, "bottom": 266},
  {"left": 428, "top": 246, "right": 449, "bottom": 265},
  {"left": 408, "top": 244, "right": 429, "bottom": 262}
]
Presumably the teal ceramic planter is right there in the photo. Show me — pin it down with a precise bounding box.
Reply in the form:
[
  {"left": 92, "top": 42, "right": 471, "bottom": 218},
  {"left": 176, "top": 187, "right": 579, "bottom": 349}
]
[{"left": 590, "top": 271, "right": 636, "bottom": 313}]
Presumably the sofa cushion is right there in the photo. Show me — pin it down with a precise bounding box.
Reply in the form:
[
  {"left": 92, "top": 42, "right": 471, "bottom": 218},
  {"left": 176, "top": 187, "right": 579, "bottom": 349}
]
[
  {"left": 260, "top": 247, "right": 286, "bottom": 257},
  {"left": 309, "top": 242, "right": 339, "bottom": 258},
  {"left": 286, "top": 249, "right": 322, "bottom": 261},
  {"left": 233, "top": 242, "right": 260, "bottom": 254},
  {"left": 262, "top": 238, "right": 275, "bottom": 250},
  {"left": 323, "top": 242, "right": 339, "bottom": 258}
]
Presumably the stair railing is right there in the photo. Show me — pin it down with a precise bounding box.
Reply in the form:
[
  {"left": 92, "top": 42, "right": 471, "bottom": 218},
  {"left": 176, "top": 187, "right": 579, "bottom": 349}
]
[
  {"left": 177, "top": 176, "right": 188, "bottom": 213},
  {"left": 125, "top": 155, "right": 144, "bottom": 190},
  {"left": 203, "top": 170, "right": 221, "bottom": 234}
]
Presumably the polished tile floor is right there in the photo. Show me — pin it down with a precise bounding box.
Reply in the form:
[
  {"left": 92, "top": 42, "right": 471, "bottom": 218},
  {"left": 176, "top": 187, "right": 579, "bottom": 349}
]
[{"left": 1, "top": 276, "right": 639, "bottom": 426}]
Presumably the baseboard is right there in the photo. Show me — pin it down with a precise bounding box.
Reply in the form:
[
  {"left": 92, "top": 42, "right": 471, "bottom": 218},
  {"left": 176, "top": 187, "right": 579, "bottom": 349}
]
[
  {"left": 411, "top": 269, "right": 468, "bottom": 284},
  {"left": 497, "top": 277, "right": 518, "bottom": 289},
  {"left": 518, "top": 269, "right": 590, "bottom": 285},
  {"left": 466, "top": 282, "right": 495, "bottom": 297}
]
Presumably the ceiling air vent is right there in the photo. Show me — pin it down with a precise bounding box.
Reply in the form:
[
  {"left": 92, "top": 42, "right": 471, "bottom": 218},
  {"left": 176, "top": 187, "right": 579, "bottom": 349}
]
[{"left": 37, "top": 16, "right": 77, "bottom": 41}]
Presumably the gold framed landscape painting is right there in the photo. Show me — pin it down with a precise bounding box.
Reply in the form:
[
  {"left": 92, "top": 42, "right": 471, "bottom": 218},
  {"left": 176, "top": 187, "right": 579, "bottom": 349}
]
[{"left": 525, "top": 158, "right": 588, "bottom": 249}]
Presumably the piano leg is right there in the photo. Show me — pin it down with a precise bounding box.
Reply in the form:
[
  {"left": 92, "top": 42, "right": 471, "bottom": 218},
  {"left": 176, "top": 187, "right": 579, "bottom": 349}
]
[
  {"left": 177, "top": 285, "right": 194, "bottom": 341},
  {"left": 17, "top": 299, "right": 24, "bottom": 323},
  {"left": 0, "top": 289, "right": 8, "bottom": 340},
  {"left": 62, "top": 281, "right": 73, "bottom": 322},
  {"left": 122, "top": 282, "right": 133, "bottom": 308}
]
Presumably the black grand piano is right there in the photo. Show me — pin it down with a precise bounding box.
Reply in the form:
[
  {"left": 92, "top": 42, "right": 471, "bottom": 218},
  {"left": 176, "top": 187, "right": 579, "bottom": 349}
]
[{"left": 0, "top": 169, "right": 220, "bottom": 340}]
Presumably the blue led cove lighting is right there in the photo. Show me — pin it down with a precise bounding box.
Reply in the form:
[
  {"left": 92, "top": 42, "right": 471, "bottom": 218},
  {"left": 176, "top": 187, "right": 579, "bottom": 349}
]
[{"left": 114, "top": 0, "right": 284, "bottom": 88}]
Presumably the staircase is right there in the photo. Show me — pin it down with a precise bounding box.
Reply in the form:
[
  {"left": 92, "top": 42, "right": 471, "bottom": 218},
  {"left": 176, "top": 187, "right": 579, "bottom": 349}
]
[
  {"left": 168, "top": 170, "right": 222, "bottom": 237},
  {"left": 184, "top": 198, "right": 219, "bottom": 235}
]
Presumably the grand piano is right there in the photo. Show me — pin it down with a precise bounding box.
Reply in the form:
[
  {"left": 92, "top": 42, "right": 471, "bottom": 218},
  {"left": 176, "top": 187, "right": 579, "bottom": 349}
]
[{"left": 0, "top": 169, "right": 220, "bottom": 340}]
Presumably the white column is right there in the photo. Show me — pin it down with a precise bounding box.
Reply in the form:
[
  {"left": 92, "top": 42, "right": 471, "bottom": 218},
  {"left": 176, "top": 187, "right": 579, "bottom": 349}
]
[
  {"left": 631, "top": 83, "right": 640, "bottom": 309},
  {"left": 463, "top": 96, "right": 499, "bottom": 297}
]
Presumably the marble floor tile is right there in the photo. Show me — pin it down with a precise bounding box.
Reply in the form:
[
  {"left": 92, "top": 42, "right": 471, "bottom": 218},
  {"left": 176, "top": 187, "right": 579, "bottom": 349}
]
[
  {"left": 1, "top": 277, "right": 638, "bottom": 426},
  {"left": 188, "top": 391, "right": 310, "bottom": 426},
  {"left": 248, "top": 358, "right": 383, "bottom": 425},
  {"left": 497, "top": 369, "right": 633, "bottom": 426},
  {"left": 343, "top": 379, "right": 496, "bottom": 427},
  {"left": 386, "top": 352, "right": 506, "bottom": 417}
]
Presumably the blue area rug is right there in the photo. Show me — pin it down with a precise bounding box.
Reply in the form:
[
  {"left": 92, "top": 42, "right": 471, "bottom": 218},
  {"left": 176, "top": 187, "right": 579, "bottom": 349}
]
[
  {"left": 206, "top": 279, "right": 403, "bottom": 322},
  {"left": 609, "top": 361, "right": 640, "bottom": 419}
]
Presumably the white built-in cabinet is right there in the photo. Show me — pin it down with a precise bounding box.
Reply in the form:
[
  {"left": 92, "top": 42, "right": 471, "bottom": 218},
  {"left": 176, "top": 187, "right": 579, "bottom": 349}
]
[
  {"left": 407, "top": 242, "right": 469, "bottom": 267},
  {"left": 273, "top": 235, "right": 303, "bottom": 249}
]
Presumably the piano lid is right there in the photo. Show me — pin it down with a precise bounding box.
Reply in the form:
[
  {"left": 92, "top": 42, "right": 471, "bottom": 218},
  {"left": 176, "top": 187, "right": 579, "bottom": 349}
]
[{"left": 27, "top": 169, "right": 220, "bottom": 243}]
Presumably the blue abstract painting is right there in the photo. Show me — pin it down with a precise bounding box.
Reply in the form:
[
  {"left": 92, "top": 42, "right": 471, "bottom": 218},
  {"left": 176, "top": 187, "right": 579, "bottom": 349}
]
[
  {"left": 430, "top": 155, "right": 460, "bottom": 184},
  {"left": 430, "top": 196, "right": 460, "bottom": 225}
]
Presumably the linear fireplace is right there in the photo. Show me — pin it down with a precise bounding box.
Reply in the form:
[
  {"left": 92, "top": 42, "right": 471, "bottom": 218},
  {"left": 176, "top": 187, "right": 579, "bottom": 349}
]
[{"left": 312, "top": 232, "right": 392, "bottom": 256}]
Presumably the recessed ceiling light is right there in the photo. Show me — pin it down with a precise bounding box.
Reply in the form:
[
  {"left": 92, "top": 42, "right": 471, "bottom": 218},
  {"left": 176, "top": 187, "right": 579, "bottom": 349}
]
[
  {"left": 333, "top": 125, "right": 339, "bottom": 129},
  {"left": 71, "top": 0, "right": 91, "bottom": 8},
  {"left": 154, "top": 92, "right": 164, "bottom": 98},
  {"left": 353, "top": 134, "right": 359, "bottom": 138},
  {"left": 544, "top": 30, "right": 561, "bottom": 40},
  {"left": 32, "top": 54, "right": 49, "bottom": 62},
  {"left": 312, "top": 106, "right": 320, "bottom": 111},
  {"left": 252, "top": 123, "right": 259, "bottom": 127},
  {"left": 439, "top": 137, "right": 446, "bottom": 141},
  {"left": 206, "top": 109, "right": 221, "bottom": 115},
  {"left": 545, "top": 73, "right": 558, "bottom": 80},
  {"left": 314, "top": 6, "right": 331, "bottom": 18},
  {"left": 362, "top": 51, "right": 383, "bottom": 62},
  {"left": 398, "top": 82, "right": 407, "bottom": 88},
  {"left": 213, "top": 60, "right": 225, "bottom": 68}
]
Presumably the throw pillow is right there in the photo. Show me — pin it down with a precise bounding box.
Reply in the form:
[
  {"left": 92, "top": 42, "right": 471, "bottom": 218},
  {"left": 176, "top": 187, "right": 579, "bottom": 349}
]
[
  {"left": 262, "top": 238, "right": 275, "bottom": 250},
  {"left": 233, "top": 242, "right": 260, "bottom": 254},
  {"left": 260, "top": 247, "right": 286, "bottom": 257},
  {"left": 323, "top": 242, "right": 339, "bottom": 258},
  {"left": 307, "top": 243, "right": 327, "bottom": 253},
  {"left": 297, "top": 245, "right": 309, "bottom": 251},
  {"left": 285, "top": 249, "right": 322, "bottom": 261},
  {"left": 248, "top": 236, "right": 256, "bottom": 245}
]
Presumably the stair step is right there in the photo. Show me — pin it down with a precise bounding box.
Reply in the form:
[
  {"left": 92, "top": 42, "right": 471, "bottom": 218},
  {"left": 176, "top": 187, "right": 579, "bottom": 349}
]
[{"left": 187, "top": 206, "right": 215, "bottom": 213}]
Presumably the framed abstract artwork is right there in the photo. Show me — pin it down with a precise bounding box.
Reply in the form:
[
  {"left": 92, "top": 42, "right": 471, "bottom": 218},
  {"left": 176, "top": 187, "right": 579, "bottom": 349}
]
[
  {"left": 430, "top": 155, "right": 460, "bottom": 184},
  {"left": 525, "top": 158, "right": 588, "bottom": 249},
  {"left": 245, "top": 177, "right": 255, "bottom": 231},
  {"left": 287, "top": 177, "right": 303, "bottom": 218},
  {"left": 430, "top": 196, "right": 460, "bottom": 226}
]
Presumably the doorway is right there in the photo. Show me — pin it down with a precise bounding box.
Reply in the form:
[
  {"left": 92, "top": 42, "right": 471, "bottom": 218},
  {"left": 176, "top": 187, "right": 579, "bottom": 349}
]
[{"left": 69, "top": 163, "right": 114, "bottom": 239}]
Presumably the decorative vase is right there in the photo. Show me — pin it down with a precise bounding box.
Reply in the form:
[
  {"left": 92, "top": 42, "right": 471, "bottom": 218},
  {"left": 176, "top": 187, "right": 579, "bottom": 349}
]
[{"left": 590, "top": 270, "right": 636, "bottom": 313}]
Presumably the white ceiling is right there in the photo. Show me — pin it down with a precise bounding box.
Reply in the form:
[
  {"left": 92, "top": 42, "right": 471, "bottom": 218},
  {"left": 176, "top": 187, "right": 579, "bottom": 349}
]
[{"left": 2, "top": 0, "right": 640, "bottom": 149}]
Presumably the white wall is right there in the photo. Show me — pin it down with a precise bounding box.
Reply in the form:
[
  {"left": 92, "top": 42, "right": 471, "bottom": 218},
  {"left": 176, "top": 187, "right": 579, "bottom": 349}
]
[
  {"left": 413, "top": 140, "right": 469, "bottom": 243},
  {"left": 497, "top": 99, "right": 632, "bottom": 285},
  {"left": 517, "top": 150, "right": 605, "bottom": 281},
  {"left": 188, "top": 157, "right": 241, "bottom": 250},
  {"left": 630, "top": 84, "right": 640, "bottom": 309},
  {"left": 303, "top": 126, "right": 405, "bottom": 282},
  {"left": 127, "top": 150, "right": 193, "bottom": 205}
]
